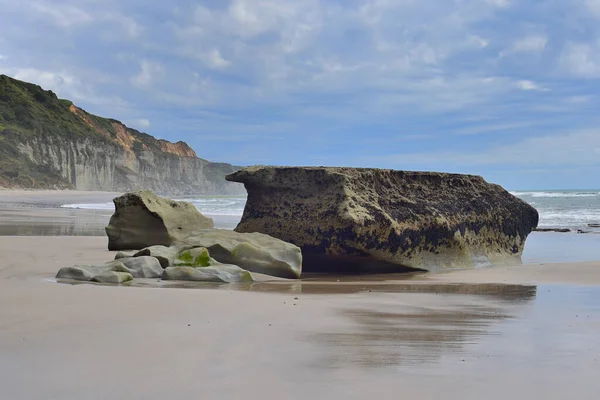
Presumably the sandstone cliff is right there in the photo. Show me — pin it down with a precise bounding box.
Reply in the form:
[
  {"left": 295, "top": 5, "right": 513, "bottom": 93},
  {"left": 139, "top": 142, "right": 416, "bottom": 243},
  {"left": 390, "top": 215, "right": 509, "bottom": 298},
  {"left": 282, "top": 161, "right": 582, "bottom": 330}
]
[
  {"left": 0, "top": 74, "right": 243, "bottom": 194},
  {"left": 227, "top": 166, "right": 539, "bottom": 272}
]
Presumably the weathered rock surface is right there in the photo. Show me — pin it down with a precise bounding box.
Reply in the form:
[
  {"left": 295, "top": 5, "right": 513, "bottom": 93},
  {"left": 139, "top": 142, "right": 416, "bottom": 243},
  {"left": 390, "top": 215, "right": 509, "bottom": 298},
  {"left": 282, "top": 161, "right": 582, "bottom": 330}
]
[
  {"left": 176, "top": 229, "right": 302, "bottom": 278},
  {"left": 162, "top": 265, "right": 253, "bottom": 283},
  {"left": 133, "top": 245, "right": 182, "bottom": 268},
  {"left": 227, "top": 166, "right": 539, "bottom": 272},
  {"left": 116, "top": 256, "right": 163, "bottom": 278},
  {"left": 105, "top": 191, "right": 214, "bottom": 250},
  {"left": 56, "top": 262, "right": 130, "bottom": 281},
  {"left": 114, "top": 251, "right": 135, "bottom": 259},
  {"left": 92, "top": 271, "right": 133, "bottom": 284}
]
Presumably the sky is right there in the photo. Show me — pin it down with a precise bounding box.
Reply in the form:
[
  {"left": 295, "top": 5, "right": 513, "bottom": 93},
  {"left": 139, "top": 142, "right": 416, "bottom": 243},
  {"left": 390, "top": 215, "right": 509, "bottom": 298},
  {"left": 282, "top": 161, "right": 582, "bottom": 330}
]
[{"left": 0, "top": 0, "right": 599, "bottom": 190}]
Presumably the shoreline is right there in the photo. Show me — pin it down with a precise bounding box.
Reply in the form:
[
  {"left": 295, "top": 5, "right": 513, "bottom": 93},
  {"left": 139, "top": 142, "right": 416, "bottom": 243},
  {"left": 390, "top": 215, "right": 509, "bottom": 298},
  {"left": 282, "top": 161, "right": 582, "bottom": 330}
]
[{"left": 1, "top": 236, "right": 599, "bottom": 399}]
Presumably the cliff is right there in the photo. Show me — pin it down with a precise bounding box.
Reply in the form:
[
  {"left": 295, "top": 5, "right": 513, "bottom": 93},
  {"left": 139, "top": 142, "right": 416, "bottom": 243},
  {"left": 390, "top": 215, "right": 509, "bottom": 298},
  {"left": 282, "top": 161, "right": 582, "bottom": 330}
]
[{"left": 0, "top": 74, "right": 244, "bottom": 195}]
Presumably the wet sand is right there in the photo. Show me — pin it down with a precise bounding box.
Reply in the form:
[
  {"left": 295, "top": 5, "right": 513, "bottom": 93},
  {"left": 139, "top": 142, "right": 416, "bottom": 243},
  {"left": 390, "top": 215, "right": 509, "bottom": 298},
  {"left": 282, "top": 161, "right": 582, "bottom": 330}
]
[{"left": 1, "top": 236, "right": 599, "bottom": 399}]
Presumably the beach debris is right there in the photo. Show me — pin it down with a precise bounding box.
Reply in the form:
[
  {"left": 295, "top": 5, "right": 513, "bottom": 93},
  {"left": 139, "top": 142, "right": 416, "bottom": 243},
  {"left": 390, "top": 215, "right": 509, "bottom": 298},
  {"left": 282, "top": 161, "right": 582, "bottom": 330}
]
[
  {"left": 227, "top": 166, "right": 539, "bottom": 272},
  {"left": 105, "top": 190, "right": 214, "bottom": 251}
]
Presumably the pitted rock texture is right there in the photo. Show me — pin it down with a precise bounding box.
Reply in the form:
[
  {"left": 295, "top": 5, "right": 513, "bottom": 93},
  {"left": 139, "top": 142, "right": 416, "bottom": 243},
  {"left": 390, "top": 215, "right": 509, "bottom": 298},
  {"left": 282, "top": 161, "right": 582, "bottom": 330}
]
[
  {"left": 227, "top": 166, "right": 539, "bottom": 272},
  {"left": 106, "top": 191, "right": 214, "bottom": 250}
]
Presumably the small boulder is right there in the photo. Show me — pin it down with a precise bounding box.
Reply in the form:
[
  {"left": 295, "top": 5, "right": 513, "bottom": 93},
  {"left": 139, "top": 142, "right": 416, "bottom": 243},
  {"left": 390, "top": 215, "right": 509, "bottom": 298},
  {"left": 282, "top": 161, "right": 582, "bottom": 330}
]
[
  {"left": 162, "top": 265, "right": 253, "bottom": 283},
  {"left": 176, "top": 229, "right": 302, "bottom": 279},
  {"left": 115, "top": 256, "right": 163, "bottom": 278},
  {"left": 133, "top": 245, "right": 182, "bottom": 268},
  {"left": 55, "top": 262, "right": 129, "bottom": 281},
  {"left": 92, "top": 271, "right": 134, "bottom": 284},
  {"left": 105, "top": 190, "right": 214, "bottom": 251}
]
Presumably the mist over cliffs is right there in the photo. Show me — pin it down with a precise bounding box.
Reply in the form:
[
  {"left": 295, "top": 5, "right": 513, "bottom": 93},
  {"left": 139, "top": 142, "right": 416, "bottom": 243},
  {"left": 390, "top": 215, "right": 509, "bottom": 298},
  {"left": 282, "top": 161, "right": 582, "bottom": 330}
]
[{"left": 0, "top": 75, "right": 244, "bottom": 195}]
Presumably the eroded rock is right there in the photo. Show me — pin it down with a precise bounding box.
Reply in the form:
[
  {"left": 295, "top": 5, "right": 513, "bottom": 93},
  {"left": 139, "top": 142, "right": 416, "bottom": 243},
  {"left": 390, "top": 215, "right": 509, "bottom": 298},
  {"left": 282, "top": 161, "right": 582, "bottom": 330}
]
[
  {"left": 116, "top": 256, "right": 163, "bottom": 278},
  {"left": 162, "top": 265, "right": 253, "bottom": 283},
  {"left": 133, "top": 245, "right": 182, "bottom": 268},
  {"left": 92, "top": 271, "right": 133, "bottom": 284},
  {"left": 227, "top": 166, "right": 539, "bottom": 272},
  {"left": 105, "top": 190, "right": 214, "bottom": 250},
  {"left": 176, "top": 229, "right": 302, "bottom": 278},
  {"left": 56, "top": 262, "right": 129, "bottom": 282}
]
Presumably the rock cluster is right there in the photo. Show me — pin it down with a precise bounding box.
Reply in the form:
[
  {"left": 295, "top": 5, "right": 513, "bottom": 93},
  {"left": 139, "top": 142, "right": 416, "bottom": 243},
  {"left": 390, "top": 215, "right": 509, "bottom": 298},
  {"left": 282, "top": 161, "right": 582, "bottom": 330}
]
[
  {"left": 58, "top": 192, "right": 303, "bottom": 283},
  {"left": 56, "top": 245, "right": 254, "bottom": 284},
  {"left": 227, "top": 166, "right": 539, "bottom": 272}
]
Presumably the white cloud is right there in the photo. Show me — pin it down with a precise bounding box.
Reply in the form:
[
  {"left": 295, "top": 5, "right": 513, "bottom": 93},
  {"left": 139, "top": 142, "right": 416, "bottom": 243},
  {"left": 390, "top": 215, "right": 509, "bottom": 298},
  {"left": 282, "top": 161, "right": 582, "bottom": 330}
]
[
  {"left": 204, "top": 49, "right": 231, "bottom": 69},
  {"left": 372, "top": 130, "right": 600, "bottom": 167},
  {"left": 486, "top": 0, "right": 511, "bottom": 7},
  {"left": 104, "top": 13, "right": 144, "bottom": 38},
  {"left": 560, "top": 42, "right": 600, "bottom": 77},
  {"left": 516, "top": 80, "right": 546, "bottom": 91},
  {"left": 513, "top": 34, "right": 548, "bottom": 53},
  {"left": 129, "top": 118, "right": 151, "bottom": 129},
  {"left": 586, "top": 0, "right": 600, "bottom": 16},
  {"left": 500, "top": 34, "right": 548, "bottom": 57},
  {"left": 131, "top": 60, "right": 162, "bottom": 87},
  {"left": 10, "top": 68, "right": 79, "bottom": 91},
  {"left": 31, "top": 2, "right": 92, "bottom": 28}
]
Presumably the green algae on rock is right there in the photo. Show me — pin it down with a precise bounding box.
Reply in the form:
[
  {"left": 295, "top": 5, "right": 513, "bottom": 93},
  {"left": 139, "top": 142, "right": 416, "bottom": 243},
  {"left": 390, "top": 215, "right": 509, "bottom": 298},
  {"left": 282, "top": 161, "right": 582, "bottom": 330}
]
[
  {"left": 226, "top": 166, "right": 539, "bottom": 272},
  {"left": 174, "top": 247, "right": 211, "bottom": 267}
]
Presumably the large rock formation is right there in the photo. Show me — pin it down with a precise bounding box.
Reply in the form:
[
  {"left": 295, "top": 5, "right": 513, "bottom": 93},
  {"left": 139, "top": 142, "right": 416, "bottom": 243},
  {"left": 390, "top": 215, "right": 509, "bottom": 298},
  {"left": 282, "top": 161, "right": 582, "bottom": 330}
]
[
  {"left": 227, "top": 166, "right": 539, "bottom": 272},
  {"left": 0, "top": 74, "right": 244, "bottom": 194},
  {"left": 105, "top": 191, "right": 214, "bottom": 250}
]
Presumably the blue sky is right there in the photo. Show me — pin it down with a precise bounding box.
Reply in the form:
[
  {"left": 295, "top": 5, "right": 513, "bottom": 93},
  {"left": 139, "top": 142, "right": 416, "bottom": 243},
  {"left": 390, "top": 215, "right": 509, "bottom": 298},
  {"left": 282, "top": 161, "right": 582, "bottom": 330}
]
[{"left": 1, "top": 0, "right": 599, "bottom": 190}]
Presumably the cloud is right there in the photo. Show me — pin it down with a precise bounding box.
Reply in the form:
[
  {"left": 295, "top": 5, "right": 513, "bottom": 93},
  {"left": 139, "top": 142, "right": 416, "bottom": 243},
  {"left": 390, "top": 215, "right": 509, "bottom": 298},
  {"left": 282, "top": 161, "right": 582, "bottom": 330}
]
[
  {"left": 128, "top": 118, "right": 151, "bottom": 129},
  {"left": 204, "top": 49, "right": 231, "bottom": 69},
  {"left": 31, "top": 2, "right": 92, "bottom": 28},
  {"left": 2, "top": 0, "right": 600, "bottom": 187},
  {"left": 371, "top": 130, "right": 600, "bottom": 167},
  {"left": 499, "top": 34, "right": 548, "bottom": 58},
  {"left": 486, "top": 0, "right": 511, "bottom": 7},
  {"left": 515, "top": 80, "right": 546, "bottom": 91},
  {"left": 131, "top": 60, "right": 162, "bottom": 87},
  {"left": 560, "top": 42, "right": 600, "bottom": 77}
]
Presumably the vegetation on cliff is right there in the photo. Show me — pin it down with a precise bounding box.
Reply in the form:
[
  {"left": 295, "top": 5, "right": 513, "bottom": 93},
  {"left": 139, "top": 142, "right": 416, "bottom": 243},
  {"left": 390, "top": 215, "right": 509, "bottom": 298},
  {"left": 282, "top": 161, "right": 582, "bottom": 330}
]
[{"left": 0, "top": 74, "right": 239, "bottom": 192}]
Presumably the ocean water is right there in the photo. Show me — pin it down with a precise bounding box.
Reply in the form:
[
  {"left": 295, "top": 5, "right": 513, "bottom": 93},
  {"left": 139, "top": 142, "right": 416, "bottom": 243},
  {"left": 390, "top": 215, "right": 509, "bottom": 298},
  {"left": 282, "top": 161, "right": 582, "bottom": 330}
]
[
  {"left": 62, "top": 196, "right": 248, "bottom": 217},
  {"left": 511, "top": 190, "right": 600, "bottom": 232}
]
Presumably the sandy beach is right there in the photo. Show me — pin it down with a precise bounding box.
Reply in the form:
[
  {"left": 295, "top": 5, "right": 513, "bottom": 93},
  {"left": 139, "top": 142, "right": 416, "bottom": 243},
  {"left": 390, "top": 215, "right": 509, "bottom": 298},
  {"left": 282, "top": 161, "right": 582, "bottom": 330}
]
[{"left": 1, "top": 192, "right": 599, "bottom": 399}]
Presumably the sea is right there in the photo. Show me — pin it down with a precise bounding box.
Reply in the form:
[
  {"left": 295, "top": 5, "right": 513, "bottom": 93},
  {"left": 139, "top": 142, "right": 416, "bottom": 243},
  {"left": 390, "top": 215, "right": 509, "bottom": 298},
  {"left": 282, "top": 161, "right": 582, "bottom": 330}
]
[{"left": 61, "top": 190, "right": 600, "bottom": 233}]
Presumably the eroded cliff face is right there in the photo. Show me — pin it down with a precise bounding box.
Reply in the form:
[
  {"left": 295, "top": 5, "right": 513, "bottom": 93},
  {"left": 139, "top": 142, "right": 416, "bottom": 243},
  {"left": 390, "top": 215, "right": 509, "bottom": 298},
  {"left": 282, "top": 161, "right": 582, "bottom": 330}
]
[
  {"left": 0, "top": 74, "right": 244, "bottom": 194},
  {"left": 15, "top": 134, "right": 243, "bottom": 194}
]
